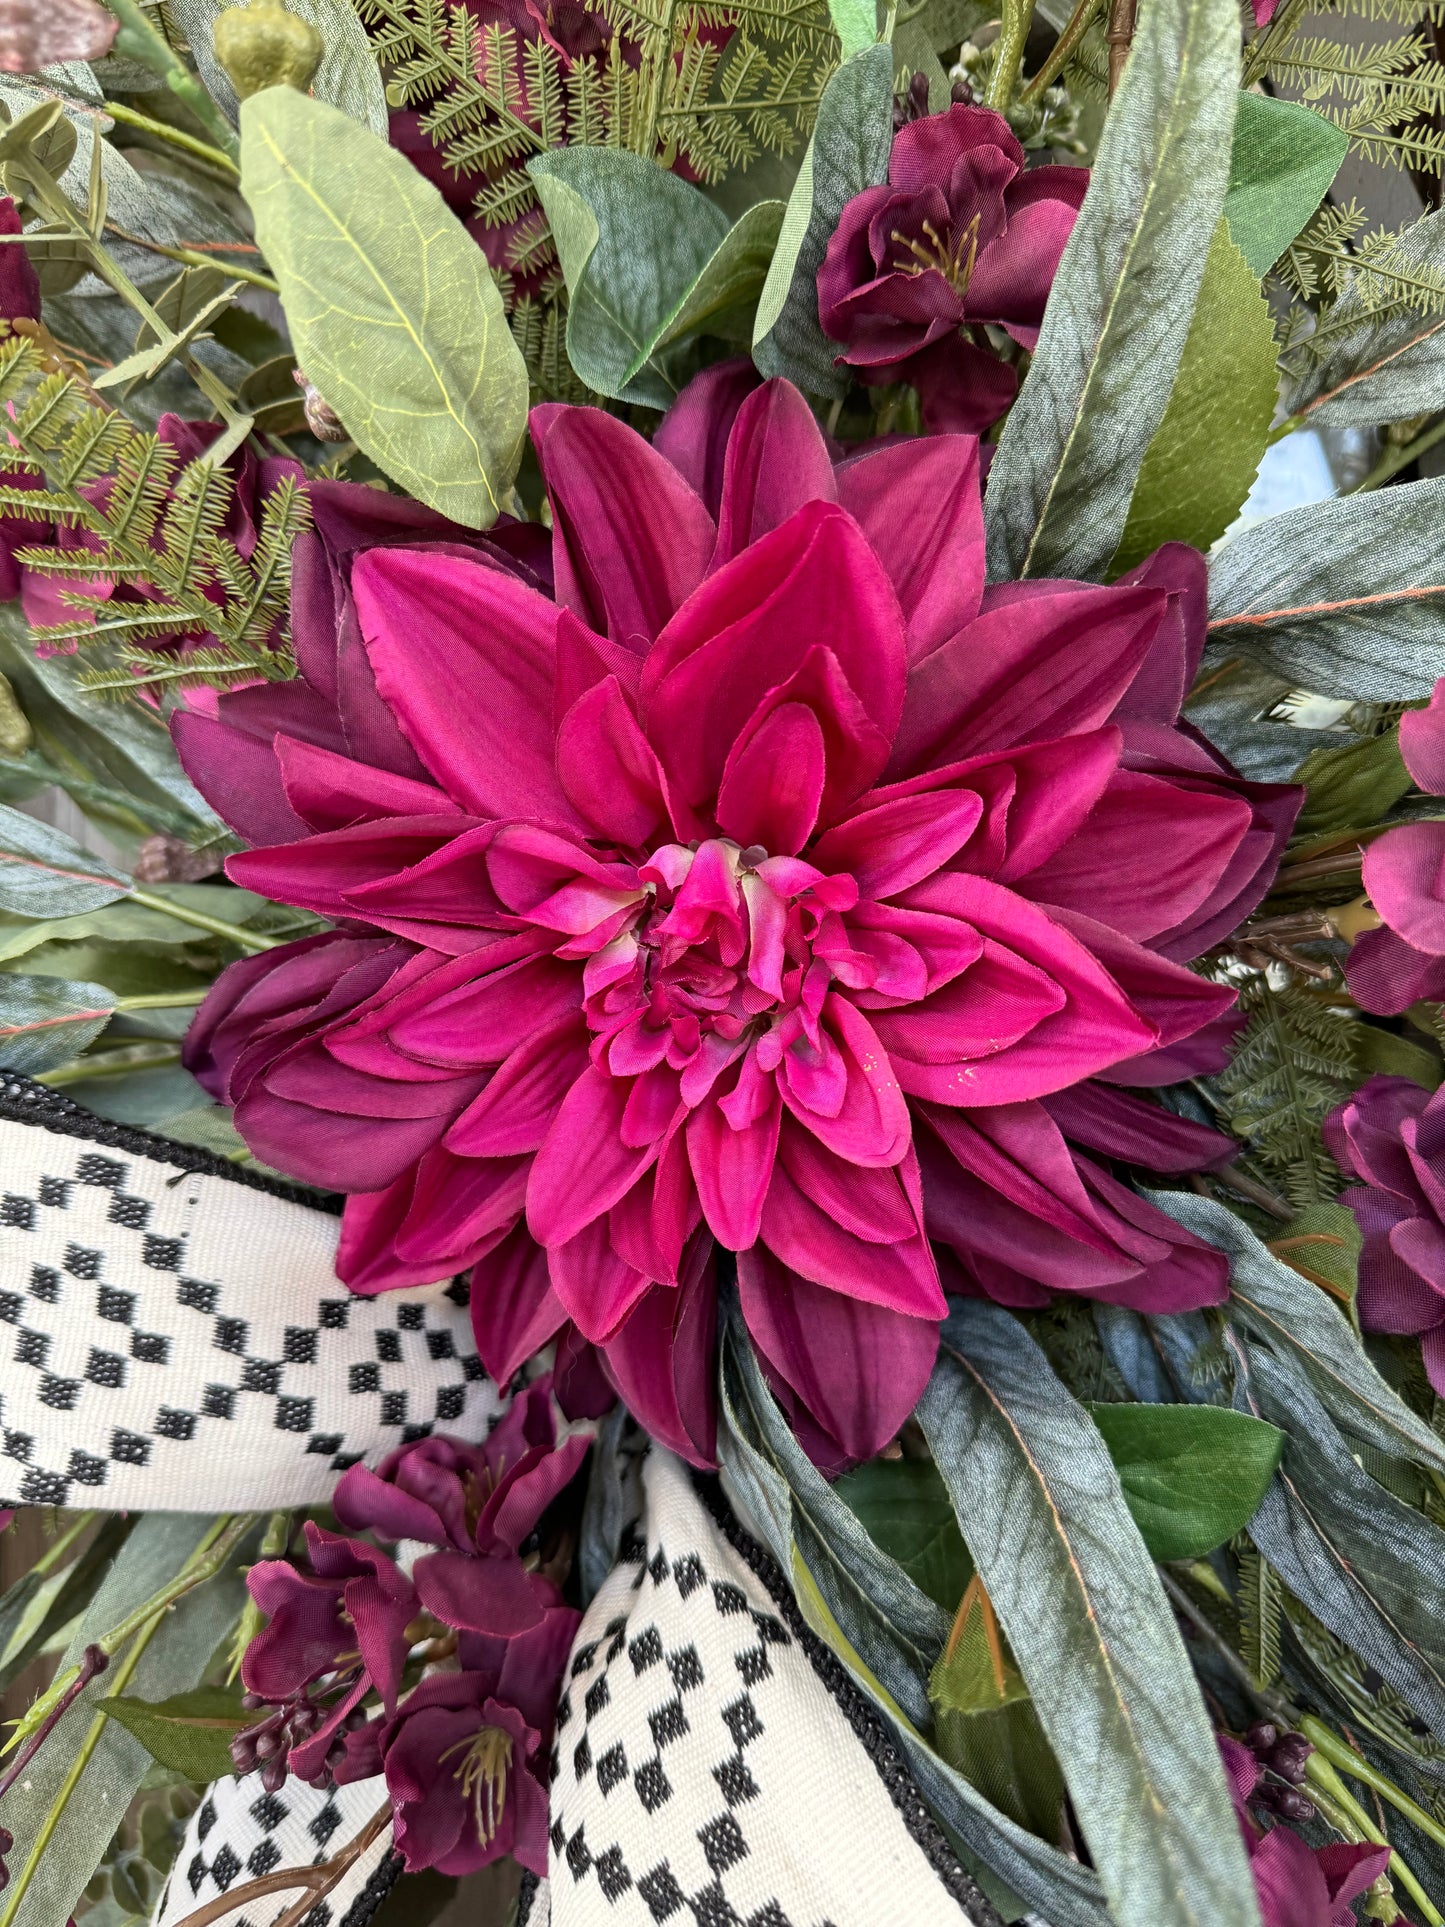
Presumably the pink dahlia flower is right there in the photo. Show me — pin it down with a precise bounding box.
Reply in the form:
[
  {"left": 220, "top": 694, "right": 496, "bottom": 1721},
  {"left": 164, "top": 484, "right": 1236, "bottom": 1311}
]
[
  {"left": 179, "top": 369, "right": 1298, "bottom": 1467},
  {"left": 1346, "top": 679, "right": 1445, "bottom": 1015},
  {"left": 817, "top": 105, "right": 1087, "bottom": 432}
]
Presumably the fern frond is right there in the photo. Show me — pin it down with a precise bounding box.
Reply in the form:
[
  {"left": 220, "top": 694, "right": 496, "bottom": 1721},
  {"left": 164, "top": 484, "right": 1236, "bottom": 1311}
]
[
  {"left": 1215, "top": 976, "right": 1354, "bottom": 1207},
  {"left": 1237, "top": 1544, "right": 1283, "bottom": 1690}
]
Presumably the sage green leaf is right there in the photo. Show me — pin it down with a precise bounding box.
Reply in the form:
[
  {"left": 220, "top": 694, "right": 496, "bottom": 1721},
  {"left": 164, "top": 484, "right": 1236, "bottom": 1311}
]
[
  {"left": 527, "top": 150, "right": 783, "bottom": 406},
  {"left": 917, "top": 1302, "right": 1261, "bottom": 1927},
  {"left": 1087, "top": 1403, "right": 1284, "bottom": 1561},
  {"left": 100, "top": 1686, "right": 265, "bottom": 1782},
  {"left": 1246, "top": 1348, "right": 1445, "bottom": 1737},
  {"left": 717, "top": 1311, "right": 1111, "bottom": 1927},
  {"left": 833, "top": 1457, "right": 973, "bottom": 1614},
  {"left": 1151, "top": 1190, "right": 1445, "bottom": 1474},
  {"left": 0, "top": 897, "right": 224, "bottom": 963},
  {"left": 983, "top": 0, "right": 1242, "bottom": 583},
  {"left": 164, "top": 0, "right": 389, "bottom": 134},
  {"left": 1285, "top": 206, "right": 1445, "bottom": 427},
  {"left": 2, "top": 1514, "right": 249, "bottom": 1927},
  {"left": 1111, "top": 219, "right": 1278, "bottom": 574},
  {"left": 826, "top": 0, "right": 875, "bottom": 57},
  {"left": 1205, "top": 476, "right": 1445, "bottom": 702},
  {"left": 0, "top": 970, "right": 116, "bottom": 1072},
  {"left": 753, "top": 44, "right": 893, "bottom": 395},
  {"left": 1224, "top": 91, "right": 1346, "bottom": 278},
  {"left": 241, "top": 88, "right": 528, "bottom": 529},
  {"left": 0, "top": 802, "right": 131, "bottom": 916},
  {"left": 1294, "top": 728, "right": 1412, "bottom": 840},
  {"left": 0, "top": 1518, "right": 133, "bottom": 1695}
]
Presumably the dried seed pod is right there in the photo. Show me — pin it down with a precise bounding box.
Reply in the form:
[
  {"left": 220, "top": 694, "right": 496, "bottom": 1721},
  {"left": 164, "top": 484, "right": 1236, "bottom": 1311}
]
[
  {"left": 294, "top": 369, "right": 347, "bottom": 442},
  {"left": 0, "top": 669, "right": 31, "bottom": 756},
  {"left": 213, "top": 0, "right": 323, "bottom": 100}
]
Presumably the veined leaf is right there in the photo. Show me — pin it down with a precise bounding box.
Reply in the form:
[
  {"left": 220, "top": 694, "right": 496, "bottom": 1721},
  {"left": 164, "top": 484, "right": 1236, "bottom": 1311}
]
[
  {"left": 0, "top": 971, "right": 116, "bottom": 1072},
  {"left": 833, "top": 1456, "right": 973, "bottom": 1615},
  {"left": 0, "top": 802, "right": 130, "bottom": 917},
  {"left": 1151, "top": 1190, "right": 1445, "bottom": 1474},
  {"left": 984, "top": 0, "right": 1242, "bottom": 583},
  {"left": 100, "top": 1685, "right": 265, "bottom": 1782},
  {"left": 752, "top": 44, "right": 893, "bottom": 395},
  {"left": 1294, "top": 729, "right": 1412, "bottom": 841},
  {"left": 1087, "top": 1403, "right": 1284, "bottom": 1561},
  {"left": 825, "top": 0, "right": 874, "bottom": 57},
  {"left": 1111, "top": 218, "right": 1279, "bottom": 574},
  {"left": 917, "top": 1302, "right": 1261, "bottom": 1927},
  {"left": 528, "top": 149, "right": 783, "bottom": 408},
  {"left": 1224, "top": 91, "right": 1346, "bottom": 278},
  {"left": 1205, "top": 477, "right": 1445, "bottom": 702},
  {"left": 240, "top": 88, "right": 528, "bottom": 529}
]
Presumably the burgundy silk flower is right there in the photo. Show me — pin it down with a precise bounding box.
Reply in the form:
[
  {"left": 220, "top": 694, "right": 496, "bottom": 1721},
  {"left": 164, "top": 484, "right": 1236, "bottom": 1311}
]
[
  {"left": 180, "top": 370, "right": 1299, "bottom": 1468},
  {"left": 817, "top": 105, "right": 1086, "bottom": 432},
  {"left": 1324, "top": 1073, "right": 1445, "bottom": 1393},
  {"left": 1219, "top": 1738, "right": 1390, "bottom": 1927}
]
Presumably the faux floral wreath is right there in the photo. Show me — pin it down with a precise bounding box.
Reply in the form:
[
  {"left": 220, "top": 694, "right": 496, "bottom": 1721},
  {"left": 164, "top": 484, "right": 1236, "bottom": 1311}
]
[{"left": 5, "top": 0, "right": 1445, "bottom": 1923}]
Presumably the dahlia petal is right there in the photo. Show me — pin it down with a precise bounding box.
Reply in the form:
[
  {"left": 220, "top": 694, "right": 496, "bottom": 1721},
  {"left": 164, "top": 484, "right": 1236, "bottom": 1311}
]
[
  {"left": 761, "top": 1147, "right": 944, "bottom": 1317},
  {"left": 1364, "top": 822, "right": 1445, "bottom": 957},
  {"left": 384, "top": 955, "right": 581, "bottom": 1070},
  {"left": 687, "top": 1075, "right": 781, "bottom": 1250},
  {"left": 336, "top": 1166, "right": 499, "bottom": 1294},
  {"left": 172, "top": 707, "right": 308, "bottom": 846},
  {"left": 779, "top": 996, "right": 911, "bottom": 1167},
  {"left": 810, "top": 787, "right": 984, "bottom": 899},
  {"left": 527, "top": 1065, "right": 664, "bottom": 1246},
  {"left": 777, "top": 1117, "right": 917, "bottom": 1240},
  {"left": 1076, "top": 1165, "right": 1230, "bottom": 1312},
  {"left": 468, "top": 1222, "right": 569, "bottom": 1384},
  {"left": 1041, "top": 1082, "right": 1235, "bottom": 1172},
  {"left": 713, "top": 380, "right": 837, "bottom": 567},
  {"left": 652, "top": 359, "right": 762, "bottom": 516},
  {"left": 835, "top": 435, "right": 984, "bottom": 660},
  {"left": 1109, "top": 544, "right": 1208, "bottom": 726},
  {"left": 845, "top": 899, "right": 984, "bottom": 999},
  {"left": 1042, "top": 904, "right": 1237, "bottom": 1050},
  {"left": 227, "top": 815, "right": 467, "bottom": 924},
  {"left": 444, "top": 1019, "right": 590, "bottom": 1156},
  {"left": 390, "top": 1148, "right": 529, "bottom": 1269},
  {"left": 556, "top": 672, "right": 670, "bottom": 847},
  {"left": 738, "top": 1246, "right": 938, "bottom": 1464},
  {"left": 607, "top": 1131, "right": 698, "bottom": 1284},
  {"left": 352, "top": 548, "right": 580, "bottom": 824},
  {"left": 531, "top": 402, "right": 716, "bottom": 648},
  {"left": 715, "top": 700, "right": 827, "bottom": 855},
  {"left": 548, "top": 1211, "right": 656, "bottom": 1340},
  {"left": 234, "top": 1083, "right": 450, "bottom": 1194},
  {"left": 274, "top": 732, "right": 458, "bottom": 833},
  {"left": 600, "top": 1238, "right": 718, "bottom": 1466}
]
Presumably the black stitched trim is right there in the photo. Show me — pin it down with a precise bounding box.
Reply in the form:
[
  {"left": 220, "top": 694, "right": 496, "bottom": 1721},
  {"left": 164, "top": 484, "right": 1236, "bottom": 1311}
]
[
  {"left": 337, "top": 1847, "right": 404, "bottom": 1927},
  {"left": 0, "top": 1073, "right": 343, "bottom": 1214},
  {"left": 516, "top": 1869, "right": 542, "bottom": 1925},
  {"left": 692, "top": 1471, "right": 1003, "bottom": 1927}
]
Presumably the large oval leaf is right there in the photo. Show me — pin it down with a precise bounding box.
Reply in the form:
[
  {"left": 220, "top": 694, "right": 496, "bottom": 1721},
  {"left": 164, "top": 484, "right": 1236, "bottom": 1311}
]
[
  {"left": 917, "top": 1301, "right": 1261, "bottom": 1927},
  {"left": 1088, "top": 1402, "right": 1284, "bottom": 1561},
  {"left": 240, "top": 88, "right": 528, "bottom": 529}
]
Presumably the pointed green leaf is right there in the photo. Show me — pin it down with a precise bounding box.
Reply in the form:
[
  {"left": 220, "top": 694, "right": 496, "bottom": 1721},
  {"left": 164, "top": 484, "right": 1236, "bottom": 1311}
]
[
  {"left": 833, "top": 1456, "right": 973, "bottom": 1614},
  {"left": 1087, "top": 1403, "right": 1284, "bottom": 1561},
  {"left": 0, "top": 970, "right": 116, "bottom": 1072},
  {"left": 1225, "top": 91, "right": 1346, "bottom": 278},
  {"left": 826, "top": 0, "right": 875, "bottom": 57},
  {"left": 917, "top": 1301, "right": 1261, "bottom": 1927},
  {"left": 1111, "top": 218, "right": 1278, "bottom": 573},
  {"left": 240, "top": 87, "right": 528, "bottom": 528},
  {"left": 984, "top": 0, "right": 1242, "bottom": 583},
  {"left": 0, "top": 802, "right": 130, "bottom": 916},
  {"left": 99, "top": 1686, "right": 264, "bottom": 1782}
]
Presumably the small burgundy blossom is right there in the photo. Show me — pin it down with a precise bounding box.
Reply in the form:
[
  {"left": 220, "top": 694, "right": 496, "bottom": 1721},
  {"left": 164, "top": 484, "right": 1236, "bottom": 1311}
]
[
  {"left": 818, "top": 104, "right": 1087, "bottom": 431},
  {"left": 1219, "top": 1736, "right": 1390, "bottom": 1927},
  {"left": 179, "top": 370, "right": 1298, "bottom": 1469},
  {"left": 1324, "top": 1074, "right": 1445, "bottom": 1393}
]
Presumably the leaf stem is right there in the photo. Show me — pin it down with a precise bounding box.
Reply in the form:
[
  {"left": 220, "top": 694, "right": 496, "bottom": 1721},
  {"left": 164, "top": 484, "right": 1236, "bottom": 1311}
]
[
  {"left": 1347, "top": 415, "right": 1445, "bottom": 495},
  {"left": 129, "top": 886, "right": 282, "bottom": 953},
  {"left": 1301, "top": 1716, "right": 1445, "bottom": 1857},
  {"left": 113, "top": 990, "right": 210, "bottom": 1011},
  {"left": 25, "top": 1510, "right": 97, "bottom": 1581},
  {"left": 41, "top": 94, "right": 239, "bottom": 178},
  {"left": 1019, "top": 0, "right": 1102, "bottom": 103},
  {"left": 36, "top": 1044, "right": 182, "bottom": 1088},
  {"left": 1104, "top": 0, "right": 1136, "bottom": 96},
  {"left": 104, "top": 225, "right": 279, "bottom": 294},
  {"left": 986, "top": 0, "right": 1037, "bottom": 109},
  {"left": 100, "top": 0, "right": 240, "bottom": 161},
  {"left": 1304, "top": 1753, "right": 1444, "bottom": 1927}
]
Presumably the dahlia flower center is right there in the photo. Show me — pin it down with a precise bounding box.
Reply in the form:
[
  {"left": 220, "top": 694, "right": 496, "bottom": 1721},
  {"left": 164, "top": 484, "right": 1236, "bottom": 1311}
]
[
  {"left": 890, "top": 212, "right": 981, "bottom": 294},
  {"left": 580, "top": 835, "right": 860, "bottom": 1102}
]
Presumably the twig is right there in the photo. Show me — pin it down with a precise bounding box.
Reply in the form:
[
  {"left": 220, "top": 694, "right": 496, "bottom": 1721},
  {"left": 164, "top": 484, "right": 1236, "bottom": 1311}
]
[
  {"left": 1105, "top": 0, "right": 1135, "bottom": 95},
  {"left": 1020, "top": 0, "right": 1103, "bottom": 102},
  {"left": 1213, "top": 1165, "right": 1295, "bottom": 1223},
  {"left": 169, "top": 1801, "right": 394, "bottom": 1927},
  {"left": 0, "top": 1646, "right": 107, "bottom": 1801}
]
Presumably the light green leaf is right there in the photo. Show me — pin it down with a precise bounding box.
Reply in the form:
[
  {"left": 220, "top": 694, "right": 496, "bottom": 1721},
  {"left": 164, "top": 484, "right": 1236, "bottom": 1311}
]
[
  {"left": 1205, "top": 476, "right": 1445, "bottom": 702},
  {"left": 1224, "top": 91, "right": 1346, "bottom": 278},
  {"left": 984, "top": 0, "right": 1242, "bottom": 583},
  {"left": 527, "top": 149, "right": 782, "bottom": 407},
  {"left": 1294, "top": 728, "right": 1412, "bottom": 840},
  {"left": 833, "top": 1456, "right": 973, "bottom": 1614},
  {"left": 1352, "top": 1022, "right": 1442, "bottom": 1092},
  {"left": 0, "top": 898, "right": 217, "bottom": 963},
  {"left": 753, "top": 44, "right": 893, "bottom": 395},
  {"left": 826, "top": 0, "right": 875, "bottom": 57},
  {"left": 0, "top": 971, "right": 116, "bottom": 1072},
  {"left": 1111, "top": 218, "right": 1278, "bottom": 573},
  {"left": 100, "top": 1686, "right": 264, "bottom": 1782},
  {"left": 1087, "top": 1403, "right": 1284, "bottom": 1561},
  {"left": 1267, "top": 1200, "right": 1361, "bottom": 1309},
  {"left": 164, "top": 0, "right": 390, "bottom": 134},
  {"left": 0, "top": 802, "right": 131, "bottom": 916},
  {"left": 241, "top": 87, "right": 528, "bottom": 528},
  {"left": 918, "top": 1303, "right": 1261, "bottom": 1927}
]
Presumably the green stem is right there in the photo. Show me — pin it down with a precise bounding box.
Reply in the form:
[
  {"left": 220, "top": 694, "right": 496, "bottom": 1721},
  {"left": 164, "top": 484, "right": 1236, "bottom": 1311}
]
[
  {"left": 0, "top": 1613, "right": 166, "bottom": 1927},
  {"left": 130, "top": 885, "right": 281, "bottom": 953},
  {"left": 1019, "top": 0, "right": 1103, "bottom": 102},
  {"left": 1301, "top": 1717, "right": 1445, "bottom": 1858},
  {"left": 51, "top": 95, "right": 239, "bottom": 178},
  {"left": 101, "top": 0, "right": 241, "bottom": 161},
  {"left": 1241, "top": 0, "right": 1308, "bottom": 87},
  {"left": 26, "top": 1511, "right": 97, "bottom": 1580},
  {"left": 1305, "top": 1754, "right": 1443, "bottom": 1927},
  {"left": 104, "top": 226, "right": 278, "bottom": 294},
  {"left": 114, "top": 990, "right": 210, "bottom": 1011},
  {"left": 1347, "top": 415, "right": 1445, "bottom": 495},
  {"left": 37, "top": 1044, "right": 183, "bottom": 1088},
  {"left": 986, "top": 0, "right": 1037, "bottom": 108}
]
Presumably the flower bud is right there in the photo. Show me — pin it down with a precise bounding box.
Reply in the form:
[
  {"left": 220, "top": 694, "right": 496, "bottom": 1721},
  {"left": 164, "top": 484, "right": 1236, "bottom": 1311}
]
[
  {"left": 0, "top": 671, "right": 30, "bottom": 756},
  {"left": 293, "top": 370, "right": 347, "bottom": 442},
  {"left": 1245, "top": 1720, "right": 1278, "bottom": 1756},
  {"left": 1268, "top": 1733, "right": 1314, "bottom": 1785},
  {"left": 213, "top": 0, "right": 322, "bottom": 101}
]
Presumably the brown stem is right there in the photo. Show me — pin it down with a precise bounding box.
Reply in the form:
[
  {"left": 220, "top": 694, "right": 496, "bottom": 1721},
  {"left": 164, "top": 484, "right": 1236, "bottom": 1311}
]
[
  {"left": 1213, "top": 1165, "right": 1295, "bottom": 1223},
  {"left": 168, "top": 1802, "right": 393, "bottom": 1927},
  {"left": 1106, "top": 0, "right": 1136, "bottom": 95}
]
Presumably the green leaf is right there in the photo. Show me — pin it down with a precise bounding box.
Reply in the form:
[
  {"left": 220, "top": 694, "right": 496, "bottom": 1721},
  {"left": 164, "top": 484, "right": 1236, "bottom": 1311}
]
[
  {"left": 833, "top": 1457, "right": 973, "bottom": 1614},
  {"left": 0, "top": 1518, "right": 134, "bottom": 1695},
  {"left": 1224, "top": 91, "right": 1346, "bottom": 278},
  {"left": 1111, "top": 219, "right": 1278, "bottom": 574},
  {"left": 1294, "top": 729, "right": 1413, "bottom": 840},
  {"left": 527, "top": 150, "right": 783, "bottom": 407},
  {"left": 1151, "top": 1190, "right": 1445, "bottom": 1474},
  {"left": 240, "top": 87, "right": 527, "bottom": 529},
  {"left": 100, "top": 1686, "right": 264, "bottom": 1782},
  {"left": 0, "top": 802, "right": 131, "bottom": 917},
  {"left": 1206, "top": 476, "right": 1445, "bottom": 702},
  {"left": 1267, "top": 1200, "right": 1361, "bottom": 1309},
  {"left": 1352, "top": 1021, "right": 1442, "bottom": 1092},
  {"left": 917, "top": 1302, "right": 1261, "bottom": 1927},
  {"left": 0, "top": 971, "right": 116, "bottom": 1072},
  {"left": 1086, "top": 1403, "right": 1284, "bottom": 1561},
  {"left": 752, "top": 45, "right": 893, "bottom": 395},
  {"left": 826, "top": 0, "right": 875, "bottom": 57},
  {"left": 984, "top": 0, "right": 1242, "bottom": 584},
  {"left": 164, "top": 0, "right": 390, "bottom": 135}
]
